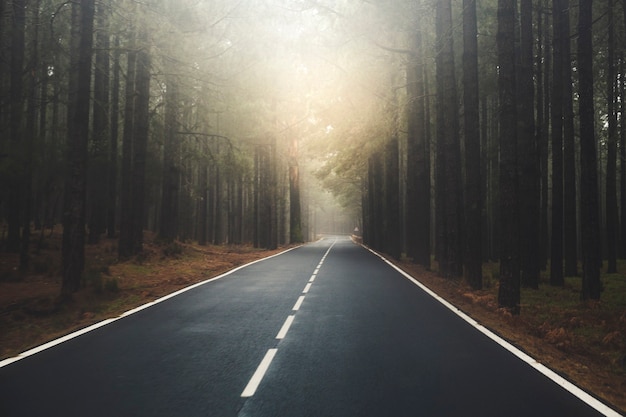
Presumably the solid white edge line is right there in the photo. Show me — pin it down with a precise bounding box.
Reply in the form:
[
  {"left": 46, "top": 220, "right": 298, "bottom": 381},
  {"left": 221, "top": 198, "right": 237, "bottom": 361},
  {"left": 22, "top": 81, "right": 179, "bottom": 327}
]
[
  {"left": 293, "top": 296, "right": 305, "bottom": 311},
  {"left": 0, "top": 245, "right": 303, "bottom": 369},
  {"left": 240, "top": 348, "right": 278, "bottom": 397},
  {"left": 302, "top": 282, "right": 312, "bottom": 294},
  {"left": 362, "top": 245, "right": 624, "bottom": 417},
  {"left": 276, "top": 315, "right": 295, "bottom": 339}
]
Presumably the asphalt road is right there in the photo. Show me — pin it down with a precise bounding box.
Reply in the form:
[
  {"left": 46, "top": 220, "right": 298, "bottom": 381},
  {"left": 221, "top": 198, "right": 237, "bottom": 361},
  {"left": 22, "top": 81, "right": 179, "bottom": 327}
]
[{"left": 0, "top": 236, "right": 620, "bottom": 417}]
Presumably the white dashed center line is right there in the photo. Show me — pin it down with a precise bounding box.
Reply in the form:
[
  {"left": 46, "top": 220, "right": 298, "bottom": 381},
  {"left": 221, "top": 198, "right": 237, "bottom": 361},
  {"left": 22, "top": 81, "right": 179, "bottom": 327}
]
[
  {"left": 276, "top": 315, "right": 295, "bottom": 339},
  {"left": 293, "top": 296, "right": 305, "bottom": 311},
  {"left": 241, "top": 239, "right": 337, "bottom": 398},
  {"left": 241, "top": 349, "right": 277, "bottom": 397}
]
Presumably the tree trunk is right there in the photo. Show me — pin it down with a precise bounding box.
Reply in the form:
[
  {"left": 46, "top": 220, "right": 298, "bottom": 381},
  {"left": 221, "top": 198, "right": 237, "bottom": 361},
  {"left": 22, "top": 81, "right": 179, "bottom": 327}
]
[
  {"left": 578, "top": 0, "right": 602, "bottom": 300},
  {"left": 108, "top": 36, "right": 120, "bottom": 239},
  {"left": 20, "top": 0, "right": 43, "bottom": 270},
  {"left": 621, "top": 0, "right": 626, "bottom": 259},
  {"left": 620, "top": 55, "right": 626, "bottom": 259},
  {"left": 539, "top": 1, "right": 551, "bottom": 271},
  {"left": 406, "top": 28, "right": 430, "bottom": 268},
  {"left": 88, "top": 1, "right": 110, "bottom": 244},
  {"left": 462, "top": 0, "right": 482, "bottom": 289},
  {"left": 367, "top": 152, "right": 384, "bottom": 251},
  {"left": 605, "top": 0, "right": 618, "bottom": 273},
  {"left": 269, "top": 140, "right": 278, "bottom": 250},
  {"left": 62, "top": 0, "right": 95, "bottom": 295},
  {"left": 213, "top": 143, "right": 223, "bottom": 245},
  {"left": 7, "top": 0, "right": 26, "bottom": 253},
  {"left": 255, "top": 143, "right": 277, "bottom": 249},
  {"left": 289, "top": 135, "right": 303, "bottom": 243},
  {"left": 198, "top": 162, "right": 208, "bottom": 246},
  {"left": 496, "top": 0, "right": 520, "bottom": 314},
  {"left": 562, "top": 0, "right": 578, "bottom": 277},
  {"left": 118, "top": 32, "right": 137, "bottom": 259},
  {"left": 436, "top": 0, "right": 463, "bottom": 278},
  {"left": 550, "top": 0, "right": 564, "bottom": 286},
  {"left": 131, "top": 28, "right": 151, "bottom": 254},
  {"left": 518, "top": 0, "right": 540, "bottom": 289},
  {"left": 253, "top": 146, "right": 260, "bottom": 248},
  {"left": 159, "top": 71, "right": 180, "bottom": 242},
  {"left": 385, "top": 136, "right": 401, "bottom": 260}
]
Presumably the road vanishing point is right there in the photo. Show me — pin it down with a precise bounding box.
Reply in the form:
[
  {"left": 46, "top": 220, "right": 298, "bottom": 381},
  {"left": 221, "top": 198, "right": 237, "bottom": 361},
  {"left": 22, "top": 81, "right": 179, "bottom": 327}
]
[{"left": 0, "top": 236, "right": 622, "bottom": 417}]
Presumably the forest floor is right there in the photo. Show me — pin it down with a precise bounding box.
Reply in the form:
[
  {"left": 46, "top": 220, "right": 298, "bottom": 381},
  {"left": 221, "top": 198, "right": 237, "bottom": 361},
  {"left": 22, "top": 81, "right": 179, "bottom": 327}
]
[{"left": 0, "top": 233, "right": 625, "bottom": 413}]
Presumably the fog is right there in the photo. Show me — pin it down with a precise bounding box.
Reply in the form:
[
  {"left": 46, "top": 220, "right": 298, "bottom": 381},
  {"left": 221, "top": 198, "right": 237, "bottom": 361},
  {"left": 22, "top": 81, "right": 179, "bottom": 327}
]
[{"left": 156, "top": 0, "right": 414, "bottom": 237}]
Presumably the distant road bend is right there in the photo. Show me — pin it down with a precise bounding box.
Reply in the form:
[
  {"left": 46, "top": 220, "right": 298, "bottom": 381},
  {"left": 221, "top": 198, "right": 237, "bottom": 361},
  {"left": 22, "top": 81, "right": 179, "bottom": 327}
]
[{"left": 0, "top": 236, "right": 622, "bottom": 417}]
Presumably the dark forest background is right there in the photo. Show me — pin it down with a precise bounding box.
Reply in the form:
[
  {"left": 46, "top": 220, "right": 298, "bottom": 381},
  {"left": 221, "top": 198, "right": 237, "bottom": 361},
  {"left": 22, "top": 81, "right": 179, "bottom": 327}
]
[{"left": 1, "top": 0, "right": 625, "bottom": 313}]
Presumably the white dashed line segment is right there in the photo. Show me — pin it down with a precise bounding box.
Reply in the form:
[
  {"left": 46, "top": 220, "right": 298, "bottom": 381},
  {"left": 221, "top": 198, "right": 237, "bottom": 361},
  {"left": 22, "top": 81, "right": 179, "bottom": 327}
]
[
  {"left": 293, "top": 296, "right": 305, "bottom": 311},
  {"left": 242, "top": 238, "right": 338, "bottom": 398},
  {"left": 276, "top": 315, "right": 295, "bottom": 340},
  {"left": 241, "top": 349, "right": 277, "bottom": 397}
]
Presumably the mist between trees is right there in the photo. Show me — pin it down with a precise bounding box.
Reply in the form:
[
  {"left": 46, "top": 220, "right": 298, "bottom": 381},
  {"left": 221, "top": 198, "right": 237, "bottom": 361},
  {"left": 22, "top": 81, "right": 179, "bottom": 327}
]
[{"left": 0, "top": 0, "right": 623, "bottom": 311}]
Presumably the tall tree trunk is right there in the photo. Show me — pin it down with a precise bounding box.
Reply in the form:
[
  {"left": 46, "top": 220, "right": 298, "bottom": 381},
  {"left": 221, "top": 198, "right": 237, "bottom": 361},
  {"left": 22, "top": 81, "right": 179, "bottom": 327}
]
[
  {"left": 519, "top": 0, "right": 540, "bottom": 288},
  {"left": 618, "top": 55, "right": 626, "bottom": 259},
  {"left": 255, "top": 143, "right": 276, "bottom": 249},
  {"left": 62, "top": 0, "right": 95, "bottom": 295},
  {"left": 496, "top": 0, "right": 520, "bottom": 314},
  {"left": 213, "top": 143, "right": 222, "bottom": 245},
  {"left": 7, "top": 0, "right": 26, "bottom": 253},
  {"left": 198, "top": 160, "right": 208, "bottom": 246},
  {"left": 550, "top": 0, "right": 565, "bottom": 286},
  {"left": 605, "top": 0, "right": 618, "bottom": 273},
  {"left": 362, "top": 175, "right": 370, "bottom": 245},
  {"left": 20, "top": 0, "right": 41, "bottom": 269},
  {"left": 620, "top": 55, "right": 626, "bottom": 259},
  {"left": 88, "top": 1, "right": 110, "bottom": 244},
  {"left": 253, "top": 146, "right": 260, "bottom": 248},
  {"left": 462, "top": 0, "right": 482, "bottom": 289},
  {"left": 289, "top": 135, "right": 303, "bottom": 243},
  {"left": 36, "top": 22, "right": 50, "bottom": 235},
  {"left": 406, "top": 28, "right": 430, "bottom": 268},
  {"left": 367, "top": 152, "right": 384, "bottom": 251},
  {"left": 118, "top": 32, "right": 137, "bottom": 259},
  {"left": 562, "top": 0, "right": 578, "bottom": 277},
  {"left": 436, "top": 0, "right": 463, "bottom": 278},
  {"left": 159, "top": 71, "right": 180, "bottom": 241},
  {"left": 270, "top": 139, "right": 278, "bottom": 250},
  {"left": 131, "top": 28, "right": 151, "bottom": 254},
  {"left": 385, "top": 136, "right": 401, "bottom": 259},
  {"left": 108, "top": 36, "right": 120, "bottom": 239},
  {"left": 578, "top": 0, "right": 602, "bottom": 300},
  {"left": 537, "top": 0, "right": 552, "bottom": 270}
]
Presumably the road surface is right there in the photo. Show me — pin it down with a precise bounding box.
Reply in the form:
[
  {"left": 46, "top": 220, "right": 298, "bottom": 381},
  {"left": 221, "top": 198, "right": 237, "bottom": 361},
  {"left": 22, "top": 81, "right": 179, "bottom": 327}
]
[{"left": 0, "top": 236, "right": 620, "bottom": 416}]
